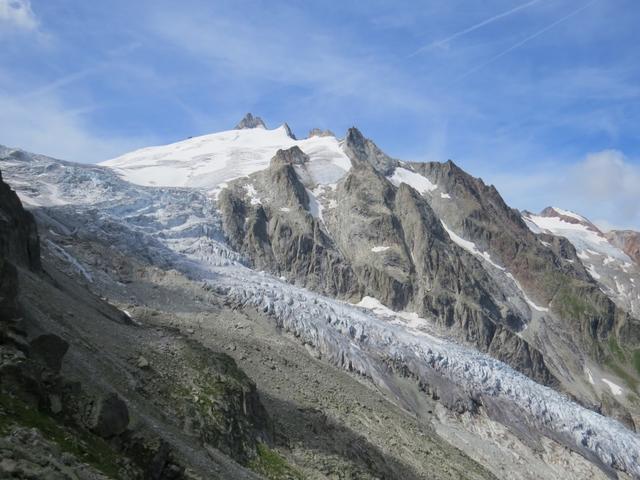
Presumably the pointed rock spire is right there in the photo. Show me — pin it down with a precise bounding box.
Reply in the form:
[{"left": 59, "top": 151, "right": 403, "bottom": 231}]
[
  {"left": 270, "top": 146, "right": 308, "bottom": 167},
  {"left": 343, "top": 127, "right": 398, "bottom": 175},
  {"left": 235, "top": 113, "right": 267, "bottom": 130},
  {"left": 282, "top": 122, "right": 297, "bottom": 140}
]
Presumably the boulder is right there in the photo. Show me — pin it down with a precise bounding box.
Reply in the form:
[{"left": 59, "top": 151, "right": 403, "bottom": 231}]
[
  {"left": 29, "top": 334, "right": 69, "bottom": 373},
  {"left": 88, "top": 392, "right": 130, "bottom": 437}
]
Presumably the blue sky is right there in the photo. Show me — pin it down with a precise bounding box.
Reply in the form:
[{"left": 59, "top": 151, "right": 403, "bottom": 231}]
[{"left": 1, "top": 0, "right": 640, "bottom": 229}]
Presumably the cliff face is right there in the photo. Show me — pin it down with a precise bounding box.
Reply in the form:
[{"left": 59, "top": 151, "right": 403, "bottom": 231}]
[
  {"left": 607, "top": 230, "right": 640, "bottom": 266},
  {"left": 218, "top": 142, "right": 557, "bottom": 387},
  {"left": 0, "top": 170, "right": 40, "bottom": 270}
]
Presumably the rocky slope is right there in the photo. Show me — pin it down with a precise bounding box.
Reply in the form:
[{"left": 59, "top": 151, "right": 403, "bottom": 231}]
[{"left": 607, "top": 230, "right": 640, "bottom": 266}]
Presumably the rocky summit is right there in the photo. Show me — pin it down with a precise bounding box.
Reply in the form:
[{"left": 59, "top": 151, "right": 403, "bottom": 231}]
[{"left": 1, "top": 116, "right": 640, "bottom": 480}]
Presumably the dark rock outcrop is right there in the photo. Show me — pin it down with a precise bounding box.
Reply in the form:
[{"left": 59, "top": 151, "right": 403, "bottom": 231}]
[
  {"left": 0, "top": 170, "right": 40, "bottom": 270},
  {"left": 87, "top": 392, "right": 130, "bottom": 438},
  {"left": 29, "top": 334, "right": 69, "bottom": 374},
  {"left": 282, "top": 122, "right": 297, "bottom": 139}
]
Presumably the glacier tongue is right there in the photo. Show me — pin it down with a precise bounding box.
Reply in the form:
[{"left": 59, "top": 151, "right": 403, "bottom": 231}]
[{"left": 213, "top": 264, "right": 640, "bottom": 477}]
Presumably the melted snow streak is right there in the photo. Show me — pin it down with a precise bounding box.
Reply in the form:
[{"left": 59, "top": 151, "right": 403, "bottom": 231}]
[{"left": 3, "top": 148, "right": 640, "bottom": 478}]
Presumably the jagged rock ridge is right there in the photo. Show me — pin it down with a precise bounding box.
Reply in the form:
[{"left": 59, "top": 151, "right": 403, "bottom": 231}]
[{"left": 235, "top": 112, "right": 267, "bottom": 130}]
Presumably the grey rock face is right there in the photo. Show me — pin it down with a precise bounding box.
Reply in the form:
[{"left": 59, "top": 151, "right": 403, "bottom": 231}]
[
  {"left": 218, "top": 147, "right": 556, "bottom": 386},
  {"left": 342, "top": 127, "right": 398, "bottom": 175},
  {"left": 606, "top": 229, "right": 640, "bottom": 265},
  {"left": 269, "top": 146, "right": 308, "bottom": 167},
  {"left": 0, "top": 169, "right": 40, "bottom": 270},
  {"left": 410, "top": 160, "right": 639, "bottom": 355},
  {"left": 235, "top": 113, "right": 267, "bottom": 130}
]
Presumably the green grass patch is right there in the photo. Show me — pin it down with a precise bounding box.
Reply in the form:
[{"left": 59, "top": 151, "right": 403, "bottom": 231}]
[
  {"left": 250, "top": 443, "right": 303, "bottom": 480},
  {"left": 0, "top": 393, "right": 122, "bottom": 478},
  {"left": 608, "top": 337, "right": 626, "bottom": 363}
]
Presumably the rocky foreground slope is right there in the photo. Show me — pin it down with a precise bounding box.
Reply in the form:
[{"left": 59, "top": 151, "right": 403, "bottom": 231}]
[{"left": 1, "top": 115, "right": 640, "bottom": 478}]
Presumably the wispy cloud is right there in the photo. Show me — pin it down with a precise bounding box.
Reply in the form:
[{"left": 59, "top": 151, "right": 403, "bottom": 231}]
[
  {"left": 473, "top": 149, "right": 640, "bottom": 230},
  {"left": 457, "top": 0, "right": 598, "bottom": 81},
  {"left": 146, "top": 5, "right": 435, "bottom": 117},
  {"left": 409, "top": 0, "right": 542, "bottom": 57},
  {"left": 0, "top": 90, "right": 157, "bottom": 163},
  {"left": 0, "top": 0, "right": 37, "bottom": 31}
]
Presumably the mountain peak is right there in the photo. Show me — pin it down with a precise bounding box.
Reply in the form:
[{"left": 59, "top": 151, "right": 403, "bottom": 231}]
[
  {"left": 539, "top": 206, "right": 602, "bottom": 234},
  {"left": 308, "top": 128, "right": 335, "bottom": 138},
  {"left": 282, "top": 122, "right": 296, "bottom": 140},
  {"left": 343, "top": 127, "right": 397, "bottom": 175},
  {"left": 235, "top": 113, "right": 266, "bottom": 130}
]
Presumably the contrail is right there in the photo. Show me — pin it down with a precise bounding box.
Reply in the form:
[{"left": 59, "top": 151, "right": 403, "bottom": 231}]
[
  {"left": 408, "top": 0, "right": 542, "bottom": 57},
  {"left": 19, "top": 42, "right": 141, "bottom": 100},
  {"left": 456, "top": 0, "right": 598, "bottom": 81},
  {"left": 20, "top": 66, "right": 104, "bottom": 100}
]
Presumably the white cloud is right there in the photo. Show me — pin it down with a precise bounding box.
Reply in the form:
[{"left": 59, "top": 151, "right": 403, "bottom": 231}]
[
  {"left": 0, "top": 91, "right": 157, "bottom": 163},
  {"left": 474, "top": 149, "right": 640, "bottom": 231},
  {"left": 146, "top": 6, "right": 435, "bottom": 116},
  {"left": 0, "top": 0, "right": 37, "bottom": 31},
  {"left": 571, "top": 150, "right": 640, "bottom": 224}
]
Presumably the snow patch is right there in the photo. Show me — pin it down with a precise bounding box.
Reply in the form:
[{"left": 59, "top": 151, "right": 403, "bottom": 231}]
[
  {"left": 306, "top": 188, "right": 323, "bottom": 220},
  {"left": 552, "top": 207, "right": 587, "bottom": 222},
  {"left": 371, "top": 246, "right": 390, "bottom": 253},
  {"left": 584, "top": 367, "right": 595, "bottom": 385},
  {"left": 244, "top": 184, "right": 261, "bottom": 205},
  {"left": 388, "top": 167, "right": 437, "bottom": 194},
  {"left": 442, "top": 222, "right": 504, "bottom": 271},
  {"left": 602, "top": 378, "right": 623, "bottom": 396},
  {"left": 587, "top": 264, "right": 601, "bottom": 280}
]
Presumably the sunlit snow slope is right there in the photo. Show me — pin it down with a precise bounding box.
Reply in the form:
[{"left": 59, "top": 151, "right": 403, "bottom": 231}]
[{"left": 101, "top": 125, "right": 351, "bottom": 190}]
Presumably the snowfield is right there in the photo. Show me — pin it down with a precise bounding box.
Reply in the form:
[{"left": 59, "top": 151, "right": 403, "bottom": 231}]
[
  {"left": 2, "top": 146, "right": 640, "bottom": 478},
  {"left": 388, "top": 167, "right": 438, "bottom": 194},
  {"left": 101, "top": 125, "right": 352, "bottom": 190}
]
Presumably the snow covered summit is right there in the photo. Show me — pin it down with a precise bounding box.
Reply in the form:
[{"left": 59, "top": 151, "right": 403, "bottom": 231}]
[{"left": 100, "top": 117, "right": 352, "bottom": 190}]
